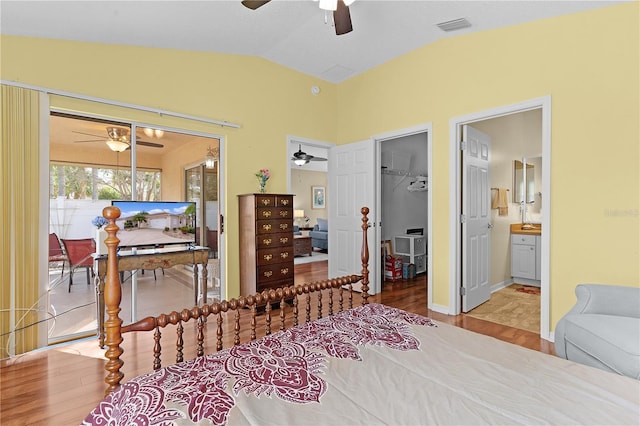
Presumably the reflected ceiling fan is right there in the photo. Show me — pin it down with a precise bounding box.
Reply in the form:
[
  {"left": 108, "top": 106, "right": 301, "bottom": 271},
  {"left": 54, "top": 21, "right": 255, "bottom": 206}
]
[
  {"left": 292, "top": 144, "right": 327, "bottom": 166},
  {"left": 241, "top": 0, "right": 354, "bottom": 35},
  {"left": 73, "top": 127, "right": 164, "bottom": 152}
]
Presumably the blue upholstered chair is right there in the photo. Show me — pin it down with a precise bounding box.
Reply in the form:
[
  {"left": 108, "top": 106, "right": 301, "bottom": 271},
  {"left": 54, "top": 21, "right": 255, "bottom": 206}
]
[{"left": 309, "top": 218, "right": 328, "bottom": 251}]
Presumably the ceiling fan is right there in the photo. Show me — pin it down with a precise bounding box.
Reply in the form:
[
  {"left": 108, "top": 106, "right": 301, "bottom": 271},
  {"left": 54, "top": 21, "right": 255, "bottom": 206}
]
[
  {"left": 241, "top": 0, "right": 354, "bottom": 35},
  {"left": 73, "top": 127, "right": 164, "bottom": 152},
  {"left": 292, "top": 144, "right": 327, "bottom": 166}
]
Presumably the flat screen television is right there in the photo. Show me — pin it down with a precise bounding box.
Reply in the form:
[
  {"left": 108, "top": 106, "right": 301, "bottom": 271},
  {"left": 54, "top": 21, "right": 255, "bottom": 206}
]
[{"left": 111, "top": 201, "right": 197, "bottom": 248}]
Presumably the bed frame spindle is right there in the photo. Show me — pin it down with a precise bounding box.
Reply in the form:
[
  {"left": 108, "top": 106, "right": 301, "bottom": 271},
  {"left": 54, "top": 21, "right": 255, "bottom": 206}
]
[{"left": 101, "top": 205, "right": 371, "bottom": 394}]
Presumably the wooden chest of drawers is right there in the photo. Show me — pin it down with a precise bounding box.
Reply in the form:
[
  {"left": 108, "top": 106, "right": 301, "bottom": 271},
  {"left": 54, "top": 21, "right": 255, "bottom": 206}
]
[{"left": 238, "top": 193, "right": 294, "bottom": 296}]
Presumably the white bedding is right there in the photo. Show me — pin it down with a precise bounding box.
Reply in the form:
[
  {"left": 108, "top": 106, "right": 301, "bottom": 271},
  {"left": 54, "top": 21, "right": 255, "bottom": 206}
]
[{"left": 85, "top": 304, "right": 640, "bottom": 425}]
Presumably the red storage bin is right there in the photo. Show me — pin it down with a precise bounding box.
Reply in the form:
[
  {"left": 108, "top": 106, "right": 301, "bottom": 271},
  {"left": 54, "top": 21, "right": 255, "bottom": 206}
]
[{"left": 385, "top": 255, "right": 402, "bottom": 281}]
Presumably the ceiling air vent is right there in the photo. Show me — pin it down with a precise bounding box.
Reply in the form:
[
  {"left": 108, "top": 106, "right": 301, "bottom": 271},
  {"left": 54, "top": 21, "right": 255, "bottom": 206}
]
[{"left": 437, "top": 18, "right": 471, "bottom": 32}]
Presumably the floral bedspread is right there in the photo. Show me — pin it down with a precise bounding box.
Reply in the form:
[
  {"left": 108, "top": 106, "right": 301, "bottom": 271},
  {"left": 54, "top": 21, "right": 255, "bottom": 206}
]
[{"left": 83, "top": 303, "right": 436, "bottom": 426}]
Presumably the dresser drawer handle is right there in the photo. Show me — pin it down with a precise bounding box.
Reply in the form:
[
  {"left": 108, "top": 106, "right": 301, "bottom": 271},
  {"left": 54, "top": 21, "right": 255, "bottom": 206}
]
[
  {"left": 264, "top": 254, "right": 273, "bottom": 261},
  {"left": 263, "top": 271, "right": 273, "bottom": 278},
  {"left": 261, "top": 199, "right": 271, "bottom": 206},
  {"left": 280, "top": 268, "right": 289, "bottom": 275},
  {"left": 279, "top": 223, "right": 288, "bottom": 230},
  {"left": 279, "top": 211, "right": 288, "bottom": 217},
  {"left": 262, "top": 224, "right": 272, "bottom": 231},
  {"left": 262, "top": 211, "right": 272, "bottom": 218},
  {"left": 280, "top": 252, "right": 289, "bottom": 259},
  {"left": 281, "top": 199, "right": 290, "bottom": 206},
  {"left": 280, "top": 237, "right": 289, "bottom": 244},
  {"left": 263, "top": 238, "right": 272, "bottom": 245}
]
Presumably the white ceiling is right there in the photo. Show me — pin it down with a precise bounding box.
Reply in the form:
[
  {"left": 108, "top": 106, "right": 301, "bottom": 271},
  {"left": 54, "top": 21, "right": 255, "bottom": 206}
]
[{"left": 0, "top": 0, "right": 624, "bottom": 83}]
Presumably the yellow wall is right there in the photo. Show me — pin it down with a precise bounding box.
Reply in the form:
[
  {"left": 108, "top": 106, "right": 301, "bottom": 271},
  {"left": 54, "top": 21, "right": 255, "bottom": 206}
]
[
  {"left": 1, "top": 3, "right": 638, "bottom": 333},
  {"left": 1, "top": 38, "right": 338, "bottom": 301},
  {"left": 337, "top": 3, "right": 639, "bottom": 324}
]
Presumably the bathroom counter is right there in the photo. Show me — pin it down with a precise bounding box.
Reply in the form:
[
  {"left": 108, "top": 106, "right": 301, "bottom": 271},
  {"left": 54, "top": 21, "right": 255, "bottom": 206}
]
[{"left": 510, "top": 223, "right": 542, "bottom": 235}]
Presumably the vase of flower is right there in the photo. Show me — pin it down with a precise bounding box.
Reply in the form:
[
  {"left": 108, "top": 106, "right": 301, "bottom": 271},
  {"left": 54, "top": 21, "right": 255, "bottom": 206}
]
[
  {"left": 92, "top": 216, "right": 108, "bottom": 255},
  {"left": 256, "top": 168, "right": 270, "bottom": 194}
]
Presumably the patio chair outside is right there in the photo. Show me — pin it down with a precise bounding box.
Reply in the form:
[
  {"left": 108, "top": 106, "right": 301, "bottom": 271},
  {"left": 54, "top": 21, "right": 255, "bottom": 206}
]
[
  {"left": 61, "top": 238, "right": 96, "bottom": 292},
  {"left": 49, "top": 233, "right": 68, "bottom": 278}
]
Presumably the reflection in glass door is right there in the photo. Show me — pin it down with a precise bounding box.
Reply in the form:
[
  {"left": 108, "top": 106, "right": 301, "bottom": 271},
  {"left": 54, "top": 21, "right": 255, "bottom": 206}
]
[
  {"left": 186, "top": 160, "right": 221, "bottom": 301},
  {"left": 48, "top": 114, "right": 219, "bottom": 344},
  {"left": 48, "top": 113, "right": 134, "bottom": 344}
]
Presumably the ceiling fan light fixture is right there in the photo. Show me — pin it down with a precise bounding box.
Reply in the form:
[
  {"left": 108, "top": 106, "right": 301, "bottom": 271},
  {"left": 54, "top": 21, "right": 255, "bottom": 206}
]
[
  {"left": 294, "top": 158, "right": 307, "bottom": 166},
  {"left": 106, "top": 139, "right": 129, "bottom": 152},
  {"left": 143, "top": 128, "right": 164, "bottom": 138},
  {"left": 106, "top": 127, "right": 129, "bottom": 142},
  {"left": 319, "top": 0, "right": 337, "bottom": 11},
  {"left": 205, "top": 146, "right": 219, "bottom": 169}
]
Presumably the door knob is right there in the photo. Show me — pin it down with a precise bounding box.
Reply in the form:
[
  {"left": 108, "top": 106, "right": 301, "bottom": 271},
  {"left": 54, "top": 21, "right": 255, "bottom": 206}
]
[{"left": 488, "top": 223, "right": 494, "bottom": 229}]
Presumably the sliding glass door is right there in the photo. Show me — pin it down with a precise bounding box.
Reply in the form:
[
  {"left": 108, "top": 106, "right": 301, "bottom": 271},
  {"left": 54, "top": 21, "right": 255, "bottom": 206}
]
[{"left": 48, "top": 112, "right": 221, "bottom": 343}]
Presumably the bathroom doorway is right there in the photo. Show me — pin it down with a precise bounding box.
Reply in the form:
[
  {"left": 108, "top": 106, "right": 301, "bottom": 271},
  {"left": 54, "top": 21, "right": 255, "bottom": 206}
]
[{"left": 451, "top": 96, "right": 551, "bottom": 339}]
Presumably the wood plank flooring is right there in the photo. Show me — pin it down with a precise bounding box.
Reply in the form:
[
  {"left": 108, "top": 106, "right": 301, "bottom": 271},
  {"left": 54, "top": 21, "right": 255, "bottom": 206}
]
[{"left": 0, "top": 260, "right": 555, "bottom": 425}]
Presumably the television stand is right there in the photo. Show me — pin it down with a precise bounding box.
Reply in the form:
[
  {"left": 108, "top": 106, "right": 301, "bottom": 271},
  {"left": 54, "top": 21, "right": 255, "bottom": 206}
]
[{"left": 94, "top": 245, "right": 209, "bottom": 348}]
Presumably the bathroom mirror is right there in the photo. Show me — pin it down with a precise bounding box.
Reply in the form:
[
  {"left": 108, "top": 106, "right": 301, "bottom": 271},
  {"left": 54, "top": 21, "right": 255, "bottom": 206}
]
[{"left": 513, "top": 159, "right": 535, "bottom": 203}]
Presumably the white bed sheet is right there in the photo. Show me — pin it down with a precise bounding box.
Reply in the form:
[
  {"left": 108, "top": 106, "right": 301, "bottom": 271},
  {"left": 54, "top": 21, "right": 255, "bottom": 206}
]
[{"left": 85, "top": 304, "right": 640, "bottom": 425}]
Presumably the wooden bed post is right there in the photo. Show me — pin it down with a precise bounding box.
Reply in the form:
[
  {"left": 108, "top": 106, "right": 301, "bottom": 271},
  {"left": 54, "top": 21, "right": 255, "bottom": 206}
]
[
  {"left": 360, "top": 207, "right": 370, "bottom": 305},
  {"left": 102, "top": 206, "right": 124, "bottom": 395}
]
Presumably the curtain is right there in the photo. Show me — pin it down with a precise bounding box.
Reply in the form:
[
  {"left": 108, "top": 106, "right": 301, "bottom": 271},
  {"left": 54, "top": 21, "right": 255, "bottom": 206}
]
[{"left": 1, "top": 84, "right": 43, "bottom": 358}]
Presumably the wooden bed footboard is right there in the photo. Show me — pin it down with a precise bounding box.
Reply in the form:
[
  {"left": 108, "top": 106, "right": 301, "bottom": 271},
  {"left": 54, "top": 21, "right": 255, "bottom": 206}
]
[{"left": 101, "top": 206, "right": 371, "bottom": 395}]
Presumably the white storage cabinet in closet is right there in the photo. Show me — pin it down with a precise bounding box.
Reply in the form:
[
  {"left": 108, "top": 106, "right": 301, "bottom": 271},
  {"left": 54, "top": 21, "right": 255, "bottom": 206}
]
[{"left": 394, "top": 235, "right": 426, "bottom": 274}]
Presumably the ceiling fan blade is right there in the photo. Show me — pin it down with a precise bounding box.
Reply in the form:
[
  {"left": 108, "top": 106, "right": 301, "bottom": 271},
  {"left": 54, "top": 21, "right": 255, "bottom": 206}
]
[
  {"left": 72, "top": 130, "right": 104, "bottom": 138},
  {"left": 309, "top": 157, "right": 328, "bottom": 162},
  {"left": 74, "top": 139, "right": 103, "bottom": 143},
  {"left": 137, "top": 140, "right": 164, "bottom": 148},
  {"left": 241, "top": 0, "right": 270, "bottom": 10},
  {"left": 334, "top": 1, "right": 353, "bottom": 35}
]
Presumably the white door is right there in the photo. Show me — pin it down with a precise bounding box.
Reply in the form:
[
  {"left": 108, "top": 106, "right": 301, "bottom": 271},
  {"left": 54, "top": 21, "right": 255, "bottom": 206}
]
[
  {"left": 462, "top": 125, "right": 492, "bottom": 311},
  {"left": 328, "top": 140, "right": 379, "bottom": 294}
]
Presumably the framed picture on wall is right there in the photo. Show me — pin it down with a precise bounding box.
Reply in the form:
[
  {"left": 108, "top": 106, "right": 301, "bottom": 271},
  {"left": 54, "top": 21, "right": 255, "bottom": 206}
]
[{"left": 312, "top": 186, "right": 325, "bottom": 209}]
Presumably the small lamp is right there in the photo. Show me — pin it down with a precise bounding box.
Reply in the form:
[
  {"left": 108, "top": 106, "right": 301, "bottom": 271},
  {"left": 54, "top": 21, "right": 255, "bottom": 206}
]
[
  {"left": 205, "top": 146, "right": 219, "bottom": 169},
  {"left": 294, "top": 209, "right": 305, "bottom": 226}
]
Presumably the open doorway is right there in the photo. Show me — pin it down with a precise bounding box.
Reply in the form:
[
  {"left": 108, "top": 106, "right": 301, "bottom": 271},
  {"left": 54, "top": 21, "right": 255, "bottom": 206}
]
[
  {"left": 374, "top": 123, "right": 433, "bottom": 299},
  {"left": 287, "top": 136, "right": 332, "bottom": 265},
  {"left": 450, "top": 96, "right": 551, "bottom": 339},
  {"left": 379, "top": 133, "right": 429, "bottom": 284}
]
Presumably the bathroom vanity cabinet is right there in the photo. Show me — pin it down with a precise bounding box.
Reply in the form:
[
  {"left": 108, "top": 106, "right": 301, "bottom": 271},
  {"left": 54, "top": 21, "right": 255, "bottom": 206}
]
[{"left": 511, "top": 233, "right": 541, "bottom": 283}]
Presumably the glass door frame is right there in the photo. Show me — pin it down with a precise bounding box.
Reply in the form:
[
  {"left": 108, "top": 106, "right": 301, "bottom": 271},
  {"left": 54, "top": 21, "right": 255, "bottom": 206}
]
[{"left": 185, "top": 155, "right": 224, "bottom": 300}]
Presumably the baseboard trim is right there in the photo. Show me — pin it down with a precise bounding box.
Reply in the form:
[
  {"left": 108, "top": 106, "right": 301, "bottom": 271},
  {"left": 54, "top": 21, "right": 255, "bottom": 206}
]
[{"left": 429, "top": 303, "right": 450, "bottom": 315}]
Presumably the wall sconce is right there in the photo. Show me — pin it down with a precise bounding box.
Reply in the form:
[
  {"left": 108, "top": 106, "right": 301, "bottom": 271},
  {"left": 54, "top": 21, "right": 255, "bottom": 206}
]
[{"left": 205, "top": 146, "right": 219, "bottom": 169}]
